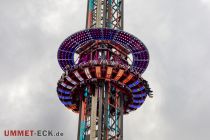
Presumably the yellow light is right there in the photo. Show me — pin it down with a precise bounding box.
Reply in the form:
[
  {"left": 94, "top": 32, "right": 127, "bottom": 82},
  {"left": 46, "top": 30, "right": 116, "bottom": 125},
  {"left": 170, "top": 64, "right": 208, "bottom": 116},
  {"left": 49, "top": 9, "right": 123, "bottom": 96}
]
[
  {"left": 96, "top": 66, "right": 101, "bottom": 78},
  {"left": 106, "top": 67, "right": 113, "bottom": 79},
  {"left": 123, "top": 74, "right": 133, "bottom": 84},
  {"left": 114, "top": 69, "right": 124, "bottom": 81}
]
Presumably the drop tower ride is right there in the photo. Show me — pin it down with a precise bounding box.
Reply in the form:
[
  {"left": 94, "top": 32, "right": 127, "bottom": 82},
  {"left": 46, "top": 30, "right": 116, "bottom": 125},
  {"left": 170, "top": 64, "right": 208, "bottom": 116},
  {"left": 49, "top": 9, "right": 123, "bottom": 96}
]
[{"left": 56, "top": 0, "right": 152, "bottom": 139}]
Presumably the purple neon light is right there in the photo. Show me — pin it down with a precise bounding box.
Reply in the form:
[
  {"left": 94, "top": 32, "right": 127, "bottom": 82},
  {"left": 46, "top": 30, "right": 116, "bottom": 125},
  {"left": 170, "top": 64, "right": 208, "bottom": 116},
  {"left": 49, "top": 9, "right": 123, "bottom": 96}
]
[
  {"left": 132, "top": 93, "right": 147, "bottom": 98},
  {"left": 57, "top": 88, "right": 72, "bottom": 95},
  {"left": 133, "top": 99, "right": 145, "bottom": 104},
  {"left": 59, "top": 96, "right": 71, "bottom": 100},
  {"left": 128, "top": 80, "right": 141, "bottom": 88},
  {"left": 57, "top": 28, "right": 149, "bottom": 74},
  {"left": 62, "top": 101, "right": 73, "bottom": 106},
  {"left": 132, "top": 86, "right": 145, "bottom": 93}
]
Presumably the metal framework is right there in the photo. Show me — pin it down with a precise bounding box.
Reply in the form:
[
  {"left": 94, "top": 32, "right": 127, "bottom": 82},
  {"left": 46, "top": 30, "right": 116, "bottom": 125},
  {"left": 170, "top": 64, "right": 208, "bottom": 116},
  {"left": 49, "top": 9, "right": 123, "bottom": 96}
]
[
  {"left": 77, "top": 82, "right": 124, "bottom": 140},
  {"left": 86, "top": 0, "right": 123, "bottom": 29},
  {"left": 56, "top": 0, "right": 152, "bottom": 140}
]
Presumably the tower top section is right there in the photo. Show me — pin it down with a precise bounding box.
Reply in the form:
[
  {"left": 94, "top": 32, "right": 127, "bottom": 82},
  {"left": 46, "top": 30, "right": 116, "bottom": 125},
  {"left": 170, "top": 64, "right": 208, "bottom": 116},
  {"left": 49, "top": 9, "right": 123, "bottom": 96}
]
[
  {"left": 56, "top": 0, "right": 152, "bottom": 115},
  {"left": 86, "top": 0, "right": 123, "bottom": 29}
]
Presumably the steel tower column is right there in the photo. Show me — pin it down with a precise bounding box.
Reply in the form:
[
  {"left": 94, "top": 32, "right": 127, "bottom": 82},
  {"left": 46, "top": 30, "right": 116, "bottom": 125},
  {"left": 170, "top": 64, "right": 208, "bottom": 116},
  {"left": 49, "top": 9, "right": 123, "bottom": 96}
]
[
  {"left": 78, "top": 1, "right": 124, "bottom": 139},
  {"left": 86, "top": 0, "right": 124, "bottom": 29}
]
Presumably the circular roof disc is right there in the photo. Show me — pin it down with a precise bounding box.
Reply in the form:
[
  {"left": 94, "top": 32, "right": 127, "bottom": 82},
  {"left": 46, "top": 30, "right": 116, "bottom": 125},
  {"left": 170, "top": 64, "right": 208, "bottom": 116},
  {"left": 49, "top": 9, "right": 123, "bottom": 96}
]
[{"left": 57, "top": 28, "right": 150, "bottom": 74}]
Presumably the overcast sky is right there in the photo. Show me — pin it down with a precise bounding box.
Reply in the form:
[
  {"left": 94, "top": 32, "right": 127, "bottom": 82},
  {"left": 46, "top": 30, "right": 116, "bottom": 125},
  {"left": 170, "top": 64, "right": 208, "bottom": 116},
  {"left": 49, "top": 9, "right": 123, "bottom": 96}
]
[{"left": 0, "top": 0, "right": 210, "bottom": 140}]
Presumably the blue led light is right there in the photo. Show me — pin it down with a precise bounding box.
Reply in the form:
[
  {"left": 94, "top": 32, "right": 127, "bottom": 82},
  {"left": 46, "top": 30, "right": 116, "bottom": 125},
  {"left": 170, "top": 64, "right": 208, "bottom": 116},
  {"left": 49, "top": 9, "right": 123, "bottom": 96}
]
[
  {"left": 80, "top": 121, "right": 86, "bottom": 139},
  {"left": 132, "top": 94, "right": 141, "bottom": 98},
  {"left": 59, "top": 96, "right": 71, "bottom": 100},
  {"left": 84, "top": 87, "right": 88, "bottom": 97},
  {"left": 128, "top": 80, "right": 140, "bottom": 88},
  {"left": 132, "top": 86, "right": 145, "bottom": 93},
  {"left": 132, "top": 93, "right": 146, "bottom": 98},
  {"left": 57, "top": 88, "right": 72, "bottom": 95},
  {"left": 62, "top": 101, "right": 72, "bottom": 105},
  {"left": 133, "top": 99, "right": 145, "bottom": 104}
]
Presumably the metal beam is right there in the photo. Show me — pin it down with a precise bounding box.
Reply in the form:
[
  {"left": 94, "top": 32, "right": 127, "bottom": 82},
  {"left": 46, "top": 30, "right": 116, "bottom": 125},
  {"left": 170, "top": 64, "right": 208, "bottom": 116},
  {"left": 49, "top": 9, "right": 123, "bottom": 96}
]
[
  {"left": 98, "top": 83, "right": 103, "bottom": 139},
  {"left": 119, "top": 93, "right": 124, "bottom": 140},
  {"left": 77, "top": 98, "right": 82, "bottom": 140},
  {"left": 90, "top": 85, "right": 98, "bottom": 139}
]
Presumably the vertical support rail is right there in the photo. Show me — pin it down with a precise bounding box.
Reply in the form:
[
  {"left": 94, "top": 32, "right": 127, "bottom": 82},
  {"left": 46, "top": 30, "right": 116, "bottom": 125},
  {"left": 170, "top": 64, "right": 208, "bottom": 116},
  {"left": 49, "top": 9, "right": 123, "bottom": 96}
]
[
  {"left": 77, "top": 99, "right": 82, "bottom": 140},
  {"left": 86, "top": 0, "right": 94, "bottom": 28},
  {"left": 96, "top": 0, "right": 102, "bottom": 27},
  {"left": 119, "top": 93, "right": 124, "bottom": 140},
  {"left": 115, "top": 91, "right": 118, "bottom": 139},
  {"left": 90, "top": 85, "right": 98, "bottom": 139},
  {"left": 121, "top": 0, "right": 124, "bottom": 30},
  {"left": 102, "top": 0, "right": 107, "bottom": 27},
  {"left": 77, "top": 96, "right": 87, "bottom": 140},
  {"left": 104, "top": 82, "right": 110, "bottom": 140},
  {"left": 86, "top": 0, "right": 90, "bottom": 29},
  {"left": 98, "top": 83, "right": 103, "bottom": 139},
  {"left": 107, "top": 0, "right": 112, "bottom": 28}
]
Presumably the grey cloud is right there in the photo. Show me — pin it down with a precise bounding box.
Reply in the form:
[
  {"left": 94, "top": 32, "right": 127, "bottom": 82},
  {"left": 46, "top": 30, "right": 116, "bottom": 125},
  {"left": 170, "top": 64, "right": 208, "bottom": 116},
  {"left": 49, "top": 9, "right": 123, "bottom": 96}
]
[{"left": 1, "top": 0, "right": 210, "bottom": 140}]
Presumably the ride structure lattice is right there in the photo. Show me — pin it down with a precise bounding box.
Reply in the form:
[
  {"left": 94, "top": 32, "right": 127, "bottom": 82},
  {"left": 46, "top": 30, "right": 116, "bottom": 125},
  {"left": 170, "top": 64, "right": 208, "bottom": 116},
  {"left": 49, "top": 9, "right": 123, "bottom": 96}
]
[{"left": 56, "top": 0, "right": 152, "bottom": 140}]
